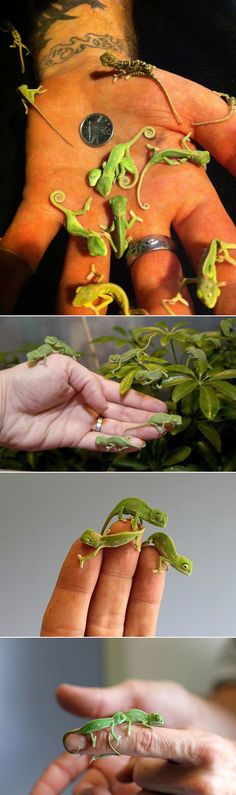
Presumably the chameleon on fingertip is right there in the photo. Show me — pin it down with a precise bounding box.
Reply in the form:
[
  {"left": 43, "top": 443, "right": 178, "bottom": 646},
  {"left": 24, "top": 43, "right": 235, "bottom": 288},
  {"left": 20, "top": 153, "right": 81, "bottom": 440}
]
[
  {"left": 63, "top": 709, "right": 164, "bottom": 757},
  {"left": 78, "top": 527, "right": 144, "bottom": 567},
  {"left": 100, "top": 195, "right": 143, "bottom": 259},
  {"left": 143, "top": 532, "right": 193, "bottom": 575},
  {"left": 124, "top": 412, "right": 182, "bottom": 435},
  {"left": 95, "top": 434, "right": 143, "bottom": 451},
  {"left": 101, "top": 497, "right": 168, "bottom": 535},
  {"left": 72, "top": 282, "right": 131, "bottom": 315},
  {"left": 162, "top": 238, "right": 236, "bottom": 312}
]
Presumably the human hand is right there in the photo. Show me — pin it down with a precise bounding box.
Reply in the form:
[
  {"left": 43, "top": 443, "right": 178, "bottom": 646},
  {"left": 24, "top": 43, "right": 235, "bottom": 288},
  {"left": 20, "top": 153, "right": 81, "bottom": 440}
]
[
  {"left": 1, "top": 56, "right": 236, "bottom": 314},
  {"left": 41, "top": 522, "right": 166, "bottom": 636},
  {"left": 0, "top": 355, "right": 167, "bottom": 450}
]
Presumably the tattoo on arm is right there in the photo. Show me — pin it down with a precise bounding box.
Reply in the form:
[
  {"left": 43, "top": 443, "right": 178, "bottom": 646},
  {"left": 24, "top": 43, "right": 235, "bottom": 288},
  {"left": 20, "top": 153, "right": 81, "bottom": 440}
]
[
  {"left": 32, "top": 1, "right": 107, "bottom": 53},
  {"left": 40, "top": 32, "right": 130, "bottom": 68}
]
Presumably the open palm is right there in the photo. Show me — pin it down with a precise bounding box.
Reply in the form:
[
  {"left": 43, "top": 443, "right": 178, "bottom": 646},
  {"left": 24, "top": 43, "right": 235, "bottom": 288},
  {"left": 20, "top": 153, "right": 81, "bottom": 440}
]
[{"left": 2, "top": 56, "right": 236, "bottom": 313}]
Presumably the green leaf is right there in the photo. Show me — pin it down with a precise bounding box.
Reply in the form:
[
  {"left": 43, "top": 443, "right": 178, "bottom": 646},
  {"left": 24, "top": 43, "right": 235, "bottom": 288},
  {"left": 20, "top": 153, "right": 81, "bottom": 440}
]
[
  {"left": 163, "top": 375, "right": 194, "bottom": 387},
  {"left": 165, "top": 364, "right": 196, "bottom": 376},
  {"left": 170, "top": 417, "right": 191, "bottom": 434},
  {"left": 205, "top": 369, "right": 236, "bottom": 380},
  {"left": 197, "top": 421, "right": 222, "bottom": 452},
  {"left": 197, "top": 440, "right": 218, "bottom": 470},
  {"left": 120, "top": 369, "right": 138, "bottom": 395},
  {"left": 211, "top": 380, "right": 236, "bottom": 401},
  {"left": 172, "top": 381, "right": 197, "bottom": 402},
  {"left": 163, "top": 446, "right": 192, "bottom": 465},
  {"left": 199, "top": 386, "right": 220, "bottom": 419}
]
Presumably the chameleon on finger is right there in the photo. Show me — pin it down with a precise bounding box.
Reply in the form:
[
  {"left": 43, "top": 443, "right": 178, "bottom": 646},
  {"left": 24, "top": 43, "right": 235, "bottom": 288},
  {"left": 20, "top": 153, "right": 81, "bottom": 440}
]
[
  {"left": 26, "top": 336, "right": 80, "bottom": 364},
  {"left": 63, "top": 709, "right": 164, "bottom": 757},
  {"left": 101, "top": 497, "right": 168, "bottom": 535},
  {"left": 124, "top": 412, "right": 182, "bottom": 435},
  {"left": 78, "top": 527, "right": 145, "bottom": 567},
  {"left": 162, "top": 238, "right": 236, "bottom": 312},
  {"left": 143, "top": 532, "right": 193, "bottom": 575},
  {"left": 136, "top": 133, "right": 210, "bottom": 209},
  {"left": 194, "top": 91, "right": 236, "bottom": 127},
  {"left": 50, "top": 191, "right": 107, "bottom": 256},
  {"left": 95, "top": 434, "right": 142, "bottom": 450},
  {"left": 18, "top": 85, "right": 73, "bottom": 147},
  {"left": 72, "top": 282, "right": 131, "bottom": 315},
  {"left": 100, "top": 51, "right": 182, "bottom": 125},
  {"left": 100, "top": 195, "right": 143, "bottom": 259},
  {"left": 88, "top": 125, "right": 156, "bottom": 197}
]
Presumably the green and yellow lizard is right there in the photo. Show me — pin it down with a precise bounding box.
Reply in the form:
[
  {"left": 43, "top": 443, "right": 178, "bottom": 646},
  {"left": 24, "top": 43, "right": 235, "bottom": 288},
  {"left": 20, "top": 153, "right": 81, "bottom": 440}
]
[
  {"left": 88, "top": 125, "right": 155, "bottom": 197},
  {"left": 143, "top": 533, "right": 193, "bottom": 575},
  {"left": 162, "top": 238, "right": 236, "bottom": 312},
  {"left": 136, "top": 133, "right": 210, "bottom": 209},
  {"left": 78, "top": 527, "right": 144, "bottom": 567},
  {"left": 50, "top": 192, "right": 108, "bottom": 256},
  {"left": 95, "top": 434, "right": 142, "bottom": 451},
  {"left": 101, "top": 497, "right": 168, "bottom": 534},
  {"left": 100, "top": 195, "right": 143, "bottom": 258},
  {"left": 124, "top": 412, "right": 182, "bottom": 435},
  {"left": 18, "top": 85, "right": 73, "bottom": 147},
  {"left": 63, "top": 709, "right": 164, "bottom": 756},
  {"left": 72, "top": 282, "right": 143, "bottom": 315},
  {"left": 26, "top": 336, "right": 80, "bottom": 364}
]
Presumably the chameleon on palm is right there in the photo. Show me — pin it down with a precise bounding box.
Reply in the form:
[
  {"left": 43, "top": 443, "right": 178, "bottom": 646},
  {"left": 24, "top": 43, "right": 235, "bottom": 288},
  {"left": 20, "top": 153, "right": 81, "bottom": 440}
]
[
  {"left": 88, "top": 125, "right": 156, "bottom": 197},
  {"left": 136, "top": 133, "right": 210, "bottom": 210}
]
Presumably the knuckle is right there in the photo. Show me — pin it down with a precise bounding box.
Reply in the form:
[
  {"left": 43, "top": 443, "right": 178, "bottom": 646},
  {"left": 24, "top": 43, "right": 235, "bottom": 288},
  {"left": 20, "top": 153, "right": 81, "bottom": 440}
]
[{"left": 198, "top": 733, "right": 227, "bottom": 766}]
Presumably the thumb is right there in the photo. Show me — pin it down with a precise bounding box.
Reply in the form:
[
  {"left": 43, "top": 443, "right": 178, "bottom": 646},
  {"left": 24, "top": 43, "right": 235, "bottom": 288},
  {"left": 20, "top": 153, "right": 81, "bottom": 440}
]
[{"left": 68, "top": 362, "right": 108, "bottom": 415}]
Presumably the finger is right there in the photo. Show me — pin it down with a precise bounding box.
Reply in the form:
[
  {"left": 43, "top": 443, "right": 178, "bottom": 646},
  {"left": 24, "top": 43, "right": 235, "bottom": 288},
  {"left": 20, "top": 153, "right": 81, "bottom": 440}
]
[
  {"left": 56, "top": 201, "right": 111, "bottom": 314},
  {"left": 78, "top": 431, "right": 146, "bottom": 452},
  {"left": 118, "top": 757, "right": 210, "bottom": 794},
  {"left": 96, "top": 377, "right": 167, "bottom": 412},
  {"left": 29, "top": 752, "right": 89, "bottom": 795},
  {"left": 124, "top": 546, "right": 166, "bottom": 636},
  {"left": 85, "top": 521, "right": 144, "bottom": 636},
  {"left": 191, "top": 88, "right": 236, "bottom": 175},
  {"left": 40, "top": 538, "right": 103, "bottom": 637},
  {"left": 89, "top": 418, "right": 164, "bottom": 441},
  {"left": 173, "top": 168, "right": 236, "bottom": 314},
  {"left": 72, "top": 757, "right": 138, "bottom": 795},
  {"left": 0, "top": 201, "right": 59, "bottom": 312},
  {"left": 64, "top": 725, "right": 212, "bottom": 763},
  {"left": 96, "top": 402, "right": 170, "bottom": 434},
  {"left": 56, "top": 680, "right": 141, "bottom": 718},
  {"left": 67, "top": 361, "right": 108, "bottom": 415}
]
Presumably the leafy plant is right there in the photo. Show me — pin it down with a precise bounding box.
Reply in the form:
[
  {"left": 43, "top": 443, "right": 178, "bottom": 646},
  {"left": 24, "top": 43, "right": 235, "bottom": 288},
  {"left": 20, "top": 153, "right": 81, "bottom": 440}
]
[{"left": 0, "top": 319, "right": 236, "bottom": 471}]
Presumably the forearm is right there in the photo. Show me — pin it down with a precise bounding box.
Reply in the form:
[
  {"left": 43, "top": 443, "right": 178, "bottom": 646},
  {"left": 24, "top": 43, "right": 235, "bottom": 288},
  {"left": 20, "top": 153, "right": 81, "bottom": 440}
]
[{"left": 29, "top": 1, "right": 137, "bottom": 78}]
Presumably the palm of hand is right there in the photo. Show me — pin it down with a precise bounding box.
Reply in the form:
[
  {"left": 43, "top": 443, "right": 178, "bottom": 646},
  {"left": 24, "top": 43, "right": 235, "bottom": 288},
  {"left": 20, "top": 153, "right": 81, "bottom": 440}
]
[{"left": 5, "top": 60, "right": 236, "bottom": 313}]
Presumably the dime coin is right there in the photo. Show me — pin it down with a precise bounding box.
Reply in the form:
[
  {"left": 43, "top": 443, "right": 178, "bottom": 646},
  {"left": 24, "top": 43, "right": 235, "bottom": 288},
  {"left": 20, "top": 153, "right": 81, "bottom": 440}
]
[{"left": 80, "top": 113, "right": 114, "bottom": 147}]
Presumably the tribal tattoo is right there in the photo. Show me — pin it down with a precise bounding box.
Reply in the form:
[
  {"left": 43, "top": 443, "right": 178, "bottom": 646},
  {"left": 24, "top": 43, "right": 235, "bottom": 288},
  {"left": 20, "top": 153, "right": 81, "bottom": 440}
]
[
  {"left": 32, "top": 1, "right": 106, "bottom": 53},
  {"left": 40, "top": 32, "right": 129, "bottom": 68}
]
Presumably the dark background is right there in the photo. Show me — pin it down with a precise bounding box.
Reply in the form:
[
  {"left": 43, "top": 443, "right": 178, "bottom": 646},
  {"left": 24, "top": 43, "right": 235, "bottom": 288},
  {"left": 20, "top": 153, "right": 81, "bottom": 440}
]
[{"left": 0, "top": 0, "right": 236, "bottom": 312}]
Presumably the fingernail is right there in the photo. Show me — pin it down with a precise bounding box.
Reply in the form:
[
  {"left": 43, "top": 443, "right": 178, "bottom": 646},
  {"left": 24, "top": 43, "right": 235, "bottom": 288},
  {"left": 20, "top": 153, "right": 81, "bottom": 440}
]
[
  {"left": 140, "top": 441, "right": 146, "bottom": 448},
  {"left": 65, "top": 733, "right": 86, "bottom": 753}
]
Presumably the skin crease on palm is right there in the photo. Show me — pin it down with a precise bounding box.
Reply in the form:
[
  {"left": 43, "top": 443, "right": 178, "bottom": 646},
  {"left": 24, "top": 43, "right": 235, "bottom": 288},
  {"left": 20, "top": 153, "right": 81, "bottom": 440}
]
[
  {"left": 2, "top": 53, "right": 236, "bottom": 315},
  {"left": 29, "top": 680, "right": 236, "bottom": 794}
]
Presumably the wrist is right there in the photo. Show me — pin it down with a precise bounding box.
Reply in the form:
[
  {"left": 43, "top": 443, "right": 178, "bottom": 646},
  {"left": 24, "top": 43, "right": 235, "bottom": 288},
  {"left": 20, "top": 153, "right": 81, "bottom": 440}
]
[{"left": 38, "top": 43, "right": 129, "bottom": 80}]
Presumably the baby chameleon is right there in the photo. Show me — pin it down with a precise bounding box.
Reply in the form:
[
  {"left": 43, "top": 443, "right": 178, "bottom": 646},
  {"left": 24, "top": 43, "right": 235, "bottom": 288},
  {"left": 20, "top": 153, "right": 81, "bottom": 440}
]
[
  {"left": 143, "top": 532, "right": 193, "bottom": 575},
  {"left": 124, "top": 412, "right": 182, "bottom": 435},
  {"left": 50, "top": 192, "right": 107, "bottom": 256},
  {"left": 95, "top": 434, "right": 142, "bottom": 451},
  {"left": 72, "top": 283, "right": 132, "bottom": 315},
  {"left": 26, "top": 336, "right": 80, "bottom": 364},
  {"left": 63, "top": 709, "right": 164, "bottom": 757},
  {"left": 101, "top": 497, "right": 168, "bottom": 534},
  {"left": 100, "top": 195, "right": 143, "bottom": 259},
  {"left": 78, "top": 527, "right": 144, "bottom": 567},
  {"left": 88, "top": 125, "right": 155, "bottom": 197}
]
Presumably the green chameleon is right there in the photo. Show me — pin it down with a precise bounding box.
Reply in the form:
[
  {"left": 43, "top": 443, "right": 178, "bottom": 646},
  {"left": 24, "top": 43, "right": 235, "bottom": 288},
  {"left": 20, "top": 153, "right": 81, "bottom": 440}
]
[
  {"left": 163, "top": 238, "right": 236, "bottom": 312},
  {"left": 143, "top": 533, "right": 193, "bottom": 575},
  {"left": 88, "top": 125, "right": 155, "bottom": 197},
  {"left": 26, "top": 336, "right": 80, "bottom": 364},
  {"left": 50, "top": 192, "right": 107, "bottom": 256},
  {"left": 18, "top": 84, "right": 73, "bottom": 147},
  {"left": 124, "top": 412, "right": 182, "bottom": 435},
  {"left": 136, "top": 133, "right": 210, "bottom": 209},
  {"left": 63, "top": 709, "right": 164, "bottom": 757},
  {"left": 101, "top": 497, "right": 168, "bottom": 534},
  {"left": 77, "top": 527, "right": 144, "bottom": 567},
  {"left": 95, "top": 434, "right": 141, "bottom": 451},
  {"left": 100, "top": 51, "right": 182, "bottom": 124},
  {"left": 72, "top": 282, "right": 133, "bottom": 315},
  {"left": 100, "top": 195, "right": 143, "bottom": 259}
]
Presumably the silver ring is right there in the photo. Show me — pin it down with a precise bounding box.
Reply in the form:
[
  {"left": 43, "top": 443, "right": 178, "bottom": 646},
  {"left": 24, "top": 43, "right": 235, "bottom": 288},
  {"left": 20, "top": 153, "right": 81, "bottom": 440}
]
[
  {"left": 126, "top": 235, "right": 178, "bottom": 267},
  {"left": 95, "top": 416, "right": 103, "bottom": 432}
]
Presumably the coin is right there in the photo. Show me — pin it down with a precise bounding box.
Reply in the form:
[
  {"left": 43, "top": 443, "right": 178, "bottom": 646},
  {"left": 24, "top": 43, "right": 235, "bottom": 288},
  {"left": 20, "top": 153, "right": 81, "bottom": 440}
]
[{"left": 79, "top": 113, "right": 114, "bottom": 147}]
